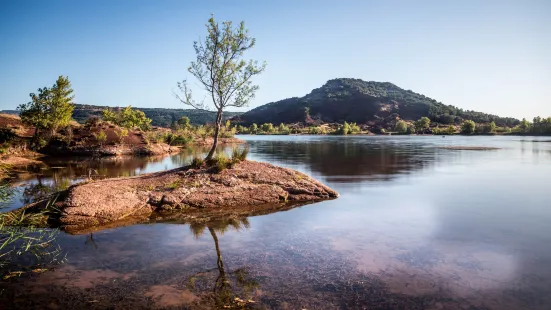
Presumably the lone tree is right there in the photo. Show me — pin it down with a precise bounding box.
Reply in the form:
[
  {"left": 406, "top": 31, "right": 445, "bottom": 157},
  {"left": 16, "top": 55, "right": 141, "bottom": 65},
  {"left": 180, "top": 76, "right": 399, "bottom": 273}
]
[
  {"left": 18, "top": 76, "right": 75, "bottom": 148},
  {"left": 415, "top": 117, "right": 431, "bottom": 133},
  {"left": 461, "top": 120, "right": 476, "bottom": 134},
  {"left": 175, "top": 16, "right": 266, "bottom": 160}
]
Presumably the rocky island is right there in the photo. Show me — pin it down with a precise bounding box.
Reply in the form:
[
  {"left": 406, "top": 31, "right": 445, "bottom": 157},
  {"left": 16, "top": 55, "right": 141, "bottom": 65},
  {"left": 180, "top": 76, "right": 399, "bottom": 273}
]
[{"left": 16, "top": 160, "right": 338, "bottom": 234}]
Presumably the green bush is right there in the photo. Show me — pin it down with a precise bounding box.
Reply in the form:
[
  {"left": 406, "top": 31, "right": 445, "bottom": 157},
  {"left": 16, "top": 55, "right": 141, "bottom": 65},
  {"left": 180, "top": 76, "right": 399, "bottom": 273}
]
[
  {"left": 115, "top": 127, "right": 128, "bottom": 144},
  {"left": 191, "top": 156, "right": 204, "bottom": 168},
  {"left": 102, "top": 106, "right": 152, "bottom": 131},
  {"left": 94, "top": 130, "right": 107, "bottom": 145},
  {"left": 461, "top": 120, "right": 476, "bottom": 134},
  {"left": 260, "top": 123, "right": 274, "bottom": 133},
  {"left": 231, "top": 147, "right": 249, "bottom": 162},
  {"left": 394, "top": 120, "right": 408, "bottom": 134},
  {"left": 210, "top": 152, "right": 231, "bottom": 172}
]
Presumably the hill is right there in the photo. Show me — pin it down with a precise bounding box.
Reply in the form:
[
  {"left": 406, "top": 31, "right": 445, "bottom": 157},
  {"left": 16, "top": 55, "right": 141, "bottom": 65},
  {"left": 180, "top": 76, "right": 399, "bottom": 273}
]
[
  {"left": 1, "top": 105, "right": 242, "bottom": 128},
  {"left": 232, "top": 78, "right": 520, "bottom": 127}
]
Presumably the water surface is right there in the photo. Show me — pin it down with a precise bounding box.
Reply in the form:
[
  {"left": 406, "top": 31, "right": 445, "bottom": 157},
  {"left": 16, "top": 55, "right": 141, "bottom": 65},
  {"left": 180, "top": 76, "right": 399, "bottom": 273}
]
[{"left": 1, "top": 135, "right": 550, "bottom": 309}]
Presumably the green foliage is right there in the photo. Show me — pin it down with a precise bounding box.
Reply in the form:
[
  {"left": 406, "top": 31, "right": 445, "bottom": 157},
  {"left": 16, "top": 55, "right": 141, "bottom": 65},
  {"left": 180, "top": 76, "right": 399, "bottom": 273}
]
[
  {"left": 231, "top": 147, "right": 249, "bottom": 162},
  {"left": 18, "top": 76, "right": 75, "bottom": 146},
  {"left": 213, "top": 152, "right": 231, "bottom": 173},
  {"left": 529, "top": 116, "right": 551, "bottom": 134},
  {"left": 93, "top": 130, "right": 107, "bottom": 146},
  {"left": 249, "top": 123, "right": 258, "bottom": 134},
  {"left": 165, "top": 130, "right": 194, "bottom": 146},
  {"left": 237, "top": 78, "right": 521, "bottom": 128},
  {"left": 339, "top": 122, "right": 351, "bottom": 135},
  {"left": 308, "top": 126, "right": 327, "bottom": 135},
  {"left": 176, "top": 15, "right": 266, "bottom": 160},
  {"left": 394, "top": 120, "right": 408, "bottom": 134},
  {"left": 260, "top": 123, "right": 274, "bottom": 133},
  {"left": 72, "top": 104, "right": 242, "bottom": 127},
  {"left": 349, "top": 122, "right": 361, "bottom": 134},
  {"left": 479, "top": 121, "right": 496, "bottom": 134},
  {"left": 447, "top": 125, "right": 456, "bottom": 135},
  {"left": 415, "top": 117, "right": 431, "bottom": 133},
  {"left": 191, "top": 156, "right": 204, "bottom": 168},
  {"left": 277, "top": 123, "right": 290, "bottom": 134},
  {"left": 166, "top": 180, "right": 181, "bottom": 190},
  {"left": 102, "top": 106, "right": 152, "bottom": 131},
  {"left": 114, "top": 127, "right": 128, "bottom": 144},
  {"left": 337, "top": 121, "right": 360, "bottom": 135},
  {"left": 176, "top": 116, "right": 191, "bottom": 129},
  {"left": 461, "top": 120, "right": 476, "bottom": 134}
]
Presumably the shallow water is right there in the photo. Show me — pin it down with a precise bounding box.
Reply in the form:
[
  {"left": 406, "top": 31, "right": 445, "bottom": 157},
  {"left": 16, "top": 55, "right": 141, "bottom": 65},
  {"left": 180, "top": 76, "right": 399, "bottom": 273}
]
[{"left": 1, "top": 135, "right": 551, "bottom": 309}]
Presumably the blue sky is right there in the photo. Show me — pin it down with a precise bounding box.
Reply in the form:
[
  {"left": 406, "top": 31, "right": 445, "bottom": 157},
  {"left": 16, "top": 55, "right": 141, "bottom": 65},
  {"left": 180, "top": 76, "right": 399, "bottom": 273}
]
[{"left": 1, "top": 0, "right": 549, "bottom": 119}]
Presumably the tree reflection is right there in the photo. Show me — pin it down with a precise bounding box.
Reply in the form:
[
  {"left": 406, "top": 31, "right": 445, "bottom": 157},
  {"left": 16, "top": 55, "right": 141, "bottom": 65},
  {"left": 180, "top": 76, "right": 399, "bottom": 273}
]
[
  {"left": 250, "top": 139, "right": 437, "bottom": 182},
  {"left": 20, "top": 176, "right": 71, "bottom": 205},
  {"left": 188, "top": 218, "right": 259, "bottom": 309}
]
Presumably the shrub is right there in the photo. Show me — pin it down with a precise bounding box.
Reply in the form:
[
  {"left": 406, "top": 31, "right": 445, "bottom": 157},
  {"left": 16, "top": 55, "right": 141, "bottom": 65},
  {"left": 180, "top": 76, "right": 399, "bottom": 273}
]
[
  {"left": 338, "top": 122, "right": 351, "bottom": 135},
  {"left": 249, "top": 123, "right": 258, "bottom": 134},
  {"left": 447, "top": 125, "right": 456, "bottom": 135},
  {"left": 260, "top": 123, "right": 274, "bottom": 133},
  {"left": 85, "top": 115, "right": 101, "bottom": 128},
  {"left": 231, "top": 147, "right": 249, "bottom": 163},
  {"left": 308, "top": 126, "right": 327, "bottom": 135},
  {"left": 102, "top": 106, "right": 152, "bottom": 131},
  {"left": 394, "top": 120, "right": 408, "bottom": 134},
  {"left": 169, "top": 133, "right": 193, "bottom": 146},
  {"left": 94, "top": 130, "right": 107, "bottom": 146},
  {"left": 211, "top": 152, "right": 231, "bottom": 172},
  {"left": 115, "top": 127, "right": 128, "bottom": 144},
  {"left": 461, "top": 120, "right": 476, "bottom": 134},
  {"left": 415, "top": 117, "right": 431, "bottom": 133},
  {"left": 190, "top": 156, "right": 204, "bottom": 168},
  {"left": 145, "top": 131, "right": 166, "bottom": 144}
]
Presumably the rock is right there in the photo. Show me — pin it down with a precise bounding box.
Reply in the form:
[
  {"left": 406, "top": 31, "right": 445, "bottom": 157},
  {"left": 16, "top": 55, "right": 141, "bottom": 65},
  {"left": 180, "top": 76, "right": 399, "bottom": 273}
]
[{"left": 56, "top": 160, "right": 338, "bottom": 232}]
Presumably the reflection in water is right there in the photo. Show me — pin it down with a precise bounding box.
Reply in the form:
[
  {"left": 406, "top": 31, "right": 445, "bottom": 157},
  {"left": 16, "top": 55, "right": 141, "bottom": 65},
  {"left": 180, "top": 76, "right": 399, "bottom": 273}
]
[
  {"left": 247, "top": 138, "right": 438, "bottom": 182},
  {"left": 188, "top": 219, "right": 259, "bottom": 308}
]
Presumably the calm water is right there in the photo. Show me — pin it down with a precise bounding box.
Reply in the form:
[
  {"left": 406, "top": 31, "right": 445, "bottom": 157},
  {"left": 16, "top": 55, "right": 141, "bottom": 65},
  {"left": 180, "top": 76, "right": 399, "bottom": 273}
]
[{"left": 1, "top": 135, "right": 551, "bottom": 309}]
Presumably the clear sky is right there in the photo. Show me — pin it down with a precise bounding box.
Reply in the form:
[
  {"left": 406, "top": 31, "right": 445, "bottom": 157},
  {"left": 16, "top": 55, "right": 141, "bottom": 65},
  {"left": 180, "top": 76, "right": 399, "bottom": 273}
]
[{"left": 1, "top": 0, "right": 549, "bottom": 119}]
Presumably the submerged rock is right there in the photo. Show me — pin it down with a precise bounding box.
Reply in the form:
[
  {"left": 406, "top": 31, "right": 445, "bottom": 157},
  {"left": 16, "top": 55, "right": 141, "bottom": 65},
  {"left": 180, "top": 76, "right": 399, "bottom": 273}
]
[{"left": 56, "top": 160, "right": 338, "bottom": 232}]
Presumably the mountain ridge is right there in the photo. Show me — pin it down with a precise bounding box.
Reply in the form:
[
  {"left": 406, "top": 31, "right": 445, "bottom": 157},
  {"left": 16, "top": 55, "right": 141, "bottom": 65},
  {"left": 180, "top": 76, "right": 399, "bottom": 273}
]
[
  {"left": 232, "top": 78, "right": 520, "bottom": 127},
  {"left": 1, "top": 104, "right": 243, "bottom": 128}
]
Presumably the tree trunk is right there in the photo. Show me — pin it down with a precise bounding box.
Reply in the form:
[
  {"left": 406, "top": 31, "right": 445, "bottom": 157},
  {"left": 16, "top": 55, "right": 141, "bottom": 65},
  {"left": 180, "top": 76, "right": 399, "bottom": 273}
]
[
  {"left": 205, "top": 109, "right": 223, "bottom": 160},
  {"left": 31, "top": 127, "right": 39, "bottom": 150}
]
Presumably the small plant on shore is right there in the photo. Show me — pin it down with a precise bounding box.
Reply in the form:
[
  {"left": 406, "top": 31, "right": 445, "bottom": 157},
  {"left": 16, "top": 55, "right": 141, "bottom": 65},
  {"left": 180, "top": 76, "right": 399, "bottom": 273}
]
[
  {"left": 93, "top": 130, "right": 107, "bottom": 146},
  {"left": 191, "top": 156, "right": 205, "bottom": 168},
  {"left": 166, "top": 180, "right": 181, "bottom": 190},
  {"left": 231, "top": 147, "right": 249, "bottom": 163},
  {"left": 208, "top": 152, "right": 231, "bottom": 173},
  {"left": 115, "top": 127, "right": 128, "bottom": 144}
]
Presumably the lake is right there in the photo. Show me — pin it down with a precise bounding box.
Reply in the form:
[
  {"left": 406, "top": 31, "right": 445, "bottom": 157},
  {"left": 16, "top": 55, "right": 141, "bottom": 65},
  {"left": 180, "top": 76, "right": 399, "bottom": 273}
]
[{"left": 1, "top": 135, "right": 551, "bottom": 309}]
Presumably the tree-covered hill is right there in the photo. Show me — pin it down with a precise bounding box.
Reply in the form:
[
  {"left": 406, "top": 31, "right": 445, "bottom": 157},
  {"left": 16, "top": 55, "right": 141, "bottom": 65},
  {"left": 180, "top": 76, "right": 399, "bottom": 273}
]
[
  {"left": 3, "top": 105, "right": 242, "bottom": 127},
  {"left": 232, "top": 78, "right": 520, "bottom": 127}
]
